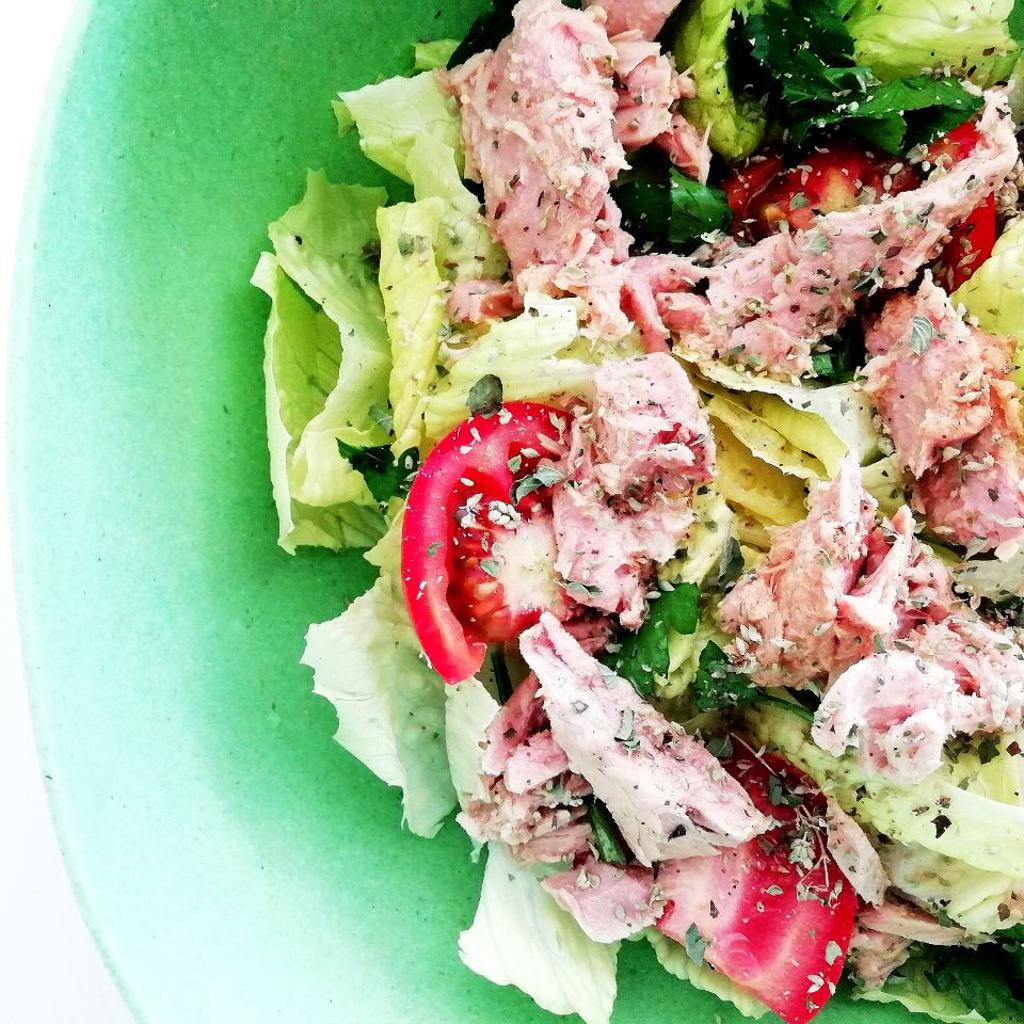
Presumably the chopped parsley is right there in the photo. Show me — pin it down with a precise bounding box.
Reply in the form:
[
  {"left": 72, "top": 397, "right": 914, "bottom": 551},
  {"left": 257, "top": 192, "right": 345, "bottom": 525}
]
[
  {"left": 684, "top": 923, "right": 708, "bottom": 965},
  {"left": 693, "top": 642, "right": 816, "bottom": 722},
  {"left": 336, "top": 441, "right": 419, "bottom": 503},
  {"left": 587, "top": 797, "right": 628, "bottom": 865},
  {"left": 467, "top": 373, "right": 504, "bottom": 417},
  {"left": 603, "top": 582, "right": 700, "bottom": 697},
  {"left": 510, "top": 465, "right": 564, "bottom": 505}
]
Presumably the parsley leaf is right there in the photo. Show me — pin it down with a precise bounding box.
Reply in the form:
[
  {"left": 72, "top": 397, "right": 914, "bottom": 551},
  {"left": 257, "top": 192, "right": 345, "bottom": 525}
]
[
  {"left": 745, "top": 0, "right": 983, "bottom": 155},
  {"left": 614, "top": 154, "right": 732, "bottom": 252},
  {"left": 467, "top": 373, "right": 503, "bottom": 417},
  {"left": 586, "top": 797, "right": 628, "bottom": 865},
  {"left": 337, "top": 442, "right": 419, "bottom": 503},
  {"left": 693, "top": 642, "right": 815, "bottom": 721},
  {"left": 604, "top": 583, "right": 700, "bottom": 696}
]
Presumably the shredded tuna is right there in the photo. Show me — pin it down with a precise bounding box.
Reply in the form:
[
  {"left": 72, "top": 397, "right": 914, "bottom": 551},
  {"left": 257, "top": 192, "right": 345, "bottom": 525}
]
[
  {"left": 905, "top": 617, "right": 1024, "bottom": 736},
  {"left": 586, "top": 0, "right": 684, "bottom": 39},
  {"left": 610, "top": 33, "right": 679, "bottom": 152},
  {"left": 825, "top": 799, "right": 889, "bottom": 907},
  {"left": 847, "top": 925, "right": 912, "bottom": 989},
  {"left": 812, "top": 651, "right": 960, "bottom": 784},
  {"left": 542, "top": 858, "right": 665, "bottom": 941},
  {"left": 447, "top": 279, "right": 522, "bottom": 324},
  {"left": 461, "top": 673, "right": 593, "bottom": 863},
  {"left": 443, "top": 0, "right": 633, "bottom": 340},
  {"left": 520, "top": 614, "right": 772, "bottom": 867},
  {"left": 915, "top": 382, "right": 1024, "bottom": 559},
  {"left": 551, "top": 353, "right": 715, "bottom": 626},
  {"left": 657, "top": 91, "right": 1018, "bottom": 377},
  {"left": 718, "top": 455, "right": 953, "bottom": 686},
  {"left": 857, "top": 899, "right": 968, "bottom": 946},
  {"left": 863, "top": 273, "right": 1024, "bottom": 557}
]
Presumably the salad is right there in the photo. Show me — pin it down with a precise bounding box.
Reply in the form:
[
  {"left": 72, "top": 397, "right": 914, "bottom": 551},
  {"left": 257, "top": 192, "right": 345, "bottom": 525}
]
[{"left": 252, "top": 0, "right": 1024, "bottom": 1022}]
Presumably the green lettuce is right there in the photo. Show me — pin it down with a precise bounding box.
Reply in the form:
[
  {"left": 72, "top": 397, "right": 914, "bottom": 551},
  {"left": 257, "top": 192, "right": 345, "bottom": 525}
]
[
  {"left": 376, "top": 198, "right": 448, "bottom": 454},
  {"left": 267, "top": 172, "right": 393, "bottom": 456},
  {"left": 954, "top": 552, "right": 1024, "bottom": 600},
  {"left": 445, "top": 678, "right": 498, "bottom": 808},
  {"left": 414, "top": 38, "right": 460, "bottom": 71},
  {"left": 880, "top": 839, "right": 1024, "bottom": 934},
  {"left": 857, "top": 956, "right": 1004, "bottom": 1024},
  {"left": 953, "top": 218, "right": 1024, "bottom": 388},
  {"left": 845, "top": 0, "right": 1024, "bottom": 89},
  {"left": 300, "top": 516, "right": 455, "bottom": 838},
  {"left": 405, "top": 134, "right": 508, "bottom": 282},
  {"left": 422, "top": 293, "right": 638, "bottom": 442},
  {"left": 253, "top": 253, "right": 386, "bottom": 552},
  {"left": 458, "top": 842, "right": 619, "bottom": 1024},
  {"left": 747, "top": 707, "right": 1024, "bottom": 875},
  {"left": 673, "top": 0, "right": 768, "bottom": 161},
  {"left": 694, "top": 361, "right": 881, "bottom": 467},
  {"left": 334, "top": 72, "right": 463, "bottom": 184},
  {"left": 648, "top": 931, "right": 769, "bottom": 1019}
]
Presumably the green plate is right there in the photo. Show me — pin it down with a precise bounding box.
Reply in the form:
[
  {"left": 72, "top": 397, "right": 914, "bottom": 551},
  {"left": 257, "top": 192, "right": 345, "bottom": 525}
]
[{"left": 10, "top": 2, "right": 895, "bottom": 1021}]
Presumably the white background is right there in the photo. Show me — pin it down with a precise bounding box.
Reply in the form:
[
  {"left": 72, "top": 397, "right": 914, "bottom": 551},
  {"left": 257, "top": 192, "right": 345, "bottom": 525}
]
[{"left": 1, "top": 3, "right": 134, "bottom": 1021}]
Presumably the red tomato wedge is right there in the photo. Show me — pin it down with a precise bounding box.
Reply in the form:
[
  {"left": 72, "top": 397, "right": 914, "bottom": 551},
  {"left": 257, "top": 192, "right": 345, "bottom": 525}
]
[
  {"left": 926, "top": 123, "right": 995, "bottom": 292},
  {"left": 721, "top": 155, "right": 784, "bottom": 232},
  {"left": 938, "top": 192, "right": 996, "bottom": 292},
  {"left": 657, "top": 752, "right": 857, "bottom": 1024},
  {"left": 739, "top": 143, "right": 919, "bottom": 240},
  {"left": 401, "top": 402, "right": 571, "bottom": 684}
]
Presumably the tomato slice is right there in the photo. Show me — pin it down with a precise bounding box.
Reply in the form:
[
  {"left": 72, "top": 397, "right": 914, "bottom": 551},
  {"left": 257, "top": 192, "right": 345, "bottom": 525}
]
[
  {"left": 721, "top": 155, "right": 784, "bottom": 236},
  {"left": 401, "top": 402, "right": 571, "bottom": 684},
  {"left": 741, "top": 142, "right": 920, "bottom": 239},
  {"left": 938, "top": 192, "right": 997, "bottom": 292},
  {"left": 657, "top": 752, "right": 857, "bottom": 1024},
  {"left": 925, "top": 120, "right": 982, "bottom": 168}
]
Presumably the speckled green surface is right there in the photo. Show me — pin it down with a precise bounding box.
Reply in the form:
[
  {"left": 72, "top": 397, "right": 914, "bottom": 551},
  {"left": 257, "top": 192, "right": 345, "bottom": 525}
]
[{"left": 9, "top": 2, "right": 905, "bottom": 1022}]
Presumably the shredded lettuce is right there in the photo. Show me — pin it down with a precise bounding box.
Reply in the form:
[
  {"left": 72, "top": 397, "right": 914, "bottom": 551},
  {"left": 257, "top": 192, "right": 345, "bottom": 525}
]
[
  {"left": 703, "top": 390, "right": 827, "bottom": 480},
  {"left": 335, "top": 72, "right": 463, "bottom": 184},
  {"left": 406, "top": 134, "right": 508, "bottom": 282},
  {"left": 953, "top": 218, "right": 1024, "bottom": 388},
  {"left": 423, "top": 293, "right": 624, "bottom": 442},
  {"left": 846, "top": 0, "right": 1024, "bottom": 89},
  {"left": 252, "top": 253, "right": 386, "bottom": 552},
  {"left": 376, "top": 199, "right": 448, "bottom": 454},
  {"left": 648, "top": 932, "right": 769, "bottom": 1019},
  {"left": 300, "top": 517, "right": 455, "bottom": 837},
  {"left": 856, "top": 956, "right": 1002, "bottom": 1024},
  {"left": 673, "top": 0, "right": 768, "bottom": 161},
  {"left": 459, "top": 842, "right": 619, "bottom": 1024}
]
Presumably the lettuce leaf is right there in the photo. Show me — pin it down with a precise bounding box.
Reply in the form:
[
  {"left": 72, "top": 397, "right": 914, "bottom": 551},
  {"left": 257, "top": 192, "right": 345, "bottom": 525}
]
[
  {"left": 693, "top": 360, "right": 881, "bottom": 466},
  {"left": 648, "top": 931, "right": 769, "bottom": 1019},
  {"left": 300, "top": 517, "right": 455, "bottom": 837},
  {"left": 954, "top": 552, "right": 1024, "bottom": 600},
  {"left": 267, "top": 170, "right": 393, "bottom": 458},
  {"left": 376, "top": 199, "right": 448, "bottom": 454},
  {"left": 846, "top": 0, "right": 1023, "bottom": 89},
  {"left": 673, "top": 0, "right": 768, "bottom": 161},
  {"left": 879, "top": 839, "right": 1024, "bottom": 934},
  {"left": 711, "top": 418, "right": 809, "bottom": 526},
  {"left": 252, "top": 253, "right": 386, "bottom": 552},
  {"left": 445, "top": 679, "right": 498, "bottom": 807},
  {"left": 857, "top": 947, "right": 1024, "bottom": 1024},
  {"left": 458, "top": 842, "right": 619, "bottom": 1024},
  {"left": 423, "top": 293, "right": 623, "bottom": 442},
  {"left": 405, "top": 134, "right": 508, "bottom": 282},
  {"left": 953, "top": 218, "right": 1024, "bottom": 388},
  {"left": 335, "top": 72, "right": 463, "bottom": 184},
  {"left": 414, "top": 39, "right": 460, "bottom": 71},
  {"left": 703, "top": 390, "right": 828, "bottom": 480}
]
